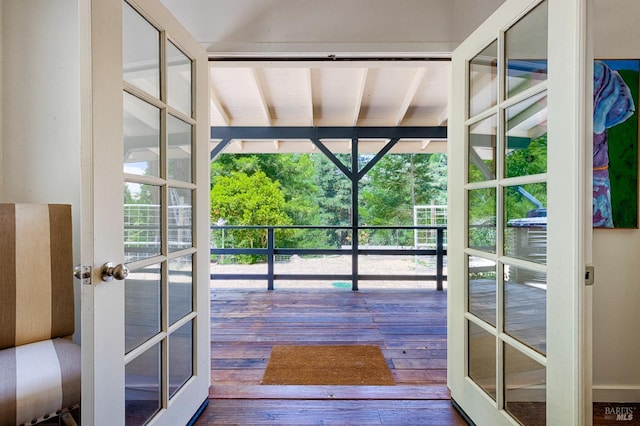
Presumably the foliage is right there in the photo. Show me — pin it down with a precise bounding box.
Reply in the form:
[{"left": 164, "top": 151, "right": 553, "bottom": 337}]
[
  {"left": 210, "top": 152, "right": 452, "bottom": 252},
  {"left": 310, "top": 154, "right": 353, "bottom": 246},
  {"left": 209, "top": 135, "right": 551, "bottom": 265},
  {"left": 210, "top": 171, "right": 292, "bottom": 263},
  {"left": 359, "top": 153, "right": 447, "bottom": 245},
  {"left": 211, "top": 154, "right": 321, "bottom": 225},
  {"left": 505, "top": 134, "right": 547, "bottom": 178},
  {"left": 468, "top": 188, "right": 496, "bottom": 251},
  {"left": 467, "top": 134, "right": 548, "bottom": 250}
]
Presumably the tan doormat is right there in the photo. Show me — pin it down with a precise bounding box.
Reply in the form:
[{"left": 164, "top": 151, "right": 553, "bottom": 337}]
[{"left": 261, "top": 345, "right": 395, "bottom": 385}]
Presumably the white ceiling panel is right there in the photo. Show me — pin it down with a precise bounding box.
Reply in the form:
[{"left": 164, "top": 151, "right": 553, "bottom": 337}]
[{"left": 210, "top": 60, "right": 451, "bottom": 153}]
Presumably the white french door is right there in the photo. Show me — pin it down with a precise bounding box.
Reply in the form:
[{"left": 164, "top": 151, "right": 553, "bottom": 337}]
[
  {"left": 80, "top": 0, "right": 210, "bottom": 424},
  {"left": 448, "top": 0, "right": 592, "bottom": 424}
]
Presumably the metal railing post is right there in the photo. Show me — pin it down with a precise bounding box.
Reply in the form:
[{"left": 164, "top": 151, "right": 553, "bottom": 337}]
[
  {"left": 267, "top": 228, "right": 275, "bottom": 290},
  {"left": 436, "top": 228, "right": 444, "bottom": 291},
  {"left": 351, "top": 135, "right": 359, "bottom": 291}
]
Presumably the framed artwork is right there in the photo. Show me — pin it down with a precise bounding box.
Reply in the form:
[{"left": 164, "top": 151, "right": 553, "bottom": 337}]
[{"left": 593, "top": 59, "right": 639, "bottom": 228}]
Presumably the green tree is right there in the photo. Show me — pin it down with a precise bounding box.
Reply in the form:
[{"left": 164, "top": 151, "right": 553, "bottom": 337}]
[
  {"left": 210, "top": 171, "right": 292, "bottom": 262},
  {"left": 504, "top": 135, "right": 548, "bottom": 219},
  {"left": 505, "top": 134, "right": 547, "bottom": 178},
  {"left": 359, "top": 153, "right": 448, "bottom": 245},
  {"left": 468, "top": 135, "right": 548, "bottom": 250},
  {"left": 310, "top": 153, "right": 353, "bottom": 246},
  {"left": 212, "top": 154, "right": 321, "bottom": 224}
]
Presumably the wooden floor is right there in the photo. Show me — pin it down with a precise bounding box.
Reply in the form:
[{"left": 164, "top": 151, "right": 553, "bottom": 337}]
[{"left": 194, "top": 287, "right": 468, "bottom": 425}]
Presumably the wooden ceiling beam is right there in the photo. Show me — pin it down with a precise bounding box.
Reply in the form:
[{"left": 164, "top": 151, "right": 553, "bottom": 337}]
[
  {"left": 395, "top": 68, "right": 427, "bottom": 126},
  {"left": 209, "top": 87, "right": 230, "bottom": 125},
  {"left": 353, "top": 68, "right": 368, "bottom": 126},
  {"left": 305, "top": 68, "right": 314, "bottom": 126},
  {"left": 249, "top": 68, "right": 272, "bottom": 126}
]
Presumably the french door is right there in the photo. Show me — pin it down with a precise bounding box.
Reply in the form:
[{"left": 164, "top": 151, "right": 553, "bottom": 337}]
[
  {"left": 448, "top": 0, "right": 592, "bottom": 424},
  {"left": 80, "top": 0, "right": 210, "bottom": 424}
]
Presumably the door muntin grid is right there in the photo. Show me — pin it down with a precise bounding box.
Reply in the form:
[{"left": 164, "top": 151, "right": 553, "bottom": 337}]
[
  {"left": 464, "top": 1, "right": 548, "bottom": 421},
  {"left": 122, "top": 1, "right": 198, "bottom": 422}
]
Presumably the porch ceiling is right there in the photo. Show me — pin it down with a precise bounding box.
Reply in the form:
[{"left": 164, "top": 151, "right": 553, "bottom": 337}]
[{"left": 209, "top": 60, "right": 451, "bottom": 155}]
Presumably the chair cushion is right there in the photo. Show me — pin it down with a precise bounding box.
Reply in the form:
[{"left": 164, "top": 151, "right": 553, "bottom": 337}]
[
  {"left": 0, "top": 338, "right": 80, "bottom": 426},
  {"left": 0, "top": 204, "right": 74, "bottom": 350}
]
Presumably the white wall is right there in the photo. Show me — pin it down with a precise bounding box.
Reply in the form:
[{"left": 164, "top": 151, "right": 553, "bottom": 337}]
[
  {"left": 592, "top": 0, "right": 640, "bottom": 402},
  {"left": 451, "top": 0, "right": 506, "bottom": 42},
  {"left": 161, "top": 0, "right": 504, "bottom": 56},
  {"left": 1, "top": 0, "right": 82, "bottom": 340}
]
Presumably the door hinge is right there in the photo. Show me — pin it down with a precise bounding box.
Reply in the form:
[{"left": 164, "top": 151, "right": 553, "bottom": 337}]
[
  {"left": 74, "top": 265, "right": 92, "bottom": 285},
  {"left": 585, "top": 265, "right": 595, "bottom": 286}
]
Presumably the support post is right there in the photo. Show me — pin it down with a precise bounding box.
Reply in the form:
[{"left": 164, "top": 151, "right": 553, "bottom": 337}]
[
  {"left": 436, "top": 227, "right": 444, "bottom": 291},
  {"left": 267, "top": 228, "right": 275, "bottom": 290},
  {"left": 351, "top": 136, "right": 359, "bottom": 291}
]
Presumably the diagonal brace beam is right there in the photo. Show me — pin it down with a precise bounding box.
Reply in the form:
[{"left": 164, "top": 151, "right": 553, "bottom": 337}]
[{"left": 357, "top": 138, "right": 400, "bottom": 180}]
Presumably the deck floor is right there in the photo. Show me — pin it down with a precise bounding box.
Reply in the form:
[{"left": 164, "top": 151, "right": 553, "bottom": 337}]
[
  {"left": 195, "top": 287, "right": 466, "bottom": 425},
  {"left": 210, "top": 288, "right": 449, "bottom": 387}
]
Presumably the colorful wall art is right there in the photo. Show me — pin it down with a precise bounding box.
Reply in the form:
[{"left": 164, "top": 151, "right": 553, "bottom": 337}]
[{"left": 593, "top": 59, "right": 639, "bottom": 228}]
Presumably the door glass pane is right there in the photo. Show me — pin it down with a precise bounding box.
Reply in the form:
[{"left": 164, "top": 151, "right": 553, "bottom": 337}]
[
  {"left": 125, "top": 343, "right": 161, "bottom": 424},
  {"left": 468, "top": 321, "right": 496, "bottom": 401},
  {"left": 505, "top": 93, "right": 547, "bottom": 178},
  {"left": 505, "top": 265, "right": 547, "bottom": 354},
  {"left": 469, "top": 40, "right": 498, "bottom": 117},
  {"left": 125, "top": 264, "right": 162, "bottom": 353},
  {"left": 504, "top": 344, "right": 546, "bottom": 425},
  {"left": 123, "top": 2, "right": 160, "bottom": 99},
  {"left": 124, "top": 183, "right": 161, "bottom": 262},
  {"left": 124, "top": 92, "right": 161, "bottom": 177},
  {"left": 167, "top": 42, "right": 192, "bottom": 117},
  {"left": 168, "top": 115, "right": 192, "bottom": 182},
  {"left": 468, "top": 256, "right": 497, "bottom": 326},
  {"left": 169, "top": 255, "right": 193, "bottom": 325},
  {"left": 468, "top": 188, "right": 496, "bottom": 253},
  {"left": 468, "top": 115, "right": 497, "bottom": 183},
  {"left": 168, "top": 188, "right": 192, "bottom": 252},
  {"left": 505, "top": 0, "right": 548, "bottom": 98},
  {"left": 122, "top": 1, "right": 199, "bottom": 420},
  {"left": 504, "top": 183, "right": 547, "bottom": 263},
  {"left": 169, "top": 320, "right": 193, "bottom": 398}
]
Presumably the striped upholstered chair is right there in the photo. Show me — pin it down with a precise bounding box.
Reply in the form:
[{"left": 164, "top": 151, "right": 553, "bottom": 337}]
[{"left": 0, "top": 204, "right": 81, "bottom": 426}]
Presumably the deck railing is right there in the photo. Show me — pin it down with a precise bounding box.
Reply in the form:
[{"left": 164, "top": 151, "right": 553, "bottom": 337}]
[{"left": 210, "top": 225, "right": 447, "bottom": 291}]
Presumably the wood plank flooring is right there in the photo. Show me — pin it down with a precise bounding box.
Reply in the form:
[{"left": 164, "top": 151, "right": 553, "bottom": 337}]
[
  {"left": 210, "top": 289, "right": 449, "bottom": 387},
  {"left": 195, "top": 288, "right": 467, "bottom": 425}
]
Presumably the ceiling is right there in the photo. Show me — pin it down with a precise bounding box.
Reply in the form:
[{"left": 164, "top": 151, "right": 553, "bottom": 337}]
[
  {"left": 209, "top": 59, "right": 450, "bottom": 154},
  {"left": 157, "top": 0, "right": 506, "bottom": 156}
]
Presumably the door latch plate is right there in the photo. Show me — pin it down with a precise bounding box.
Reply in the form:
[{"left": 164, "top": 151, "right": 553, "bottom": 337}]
[
  {"left": 74, "top": 265, "right": 92, "bottom": 285},
  {"left": 585, "top": 265, "right": 595, "bottom": 286}
]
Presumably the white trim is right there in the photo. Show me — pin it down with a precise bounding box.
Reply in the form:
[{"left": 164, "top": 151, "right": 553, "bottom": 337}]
[
  {"left": 546, "top": 0, "right": 589, "bottom": 423},
  {"left": 205, "top": 43, "right": 457, "bottom": 59},
  {"left": 593, "top": 386, "right": 640, "bottom": 402},
  {"left": 209, "top": 59, "right": 450, "bottom": 69}
]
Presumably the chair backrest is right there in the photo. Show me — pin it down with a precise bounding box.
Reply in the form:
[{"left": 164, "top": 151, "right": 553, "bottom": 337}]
[{"left": 0, "top": 204, "right": 74, "bottom": 350}]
